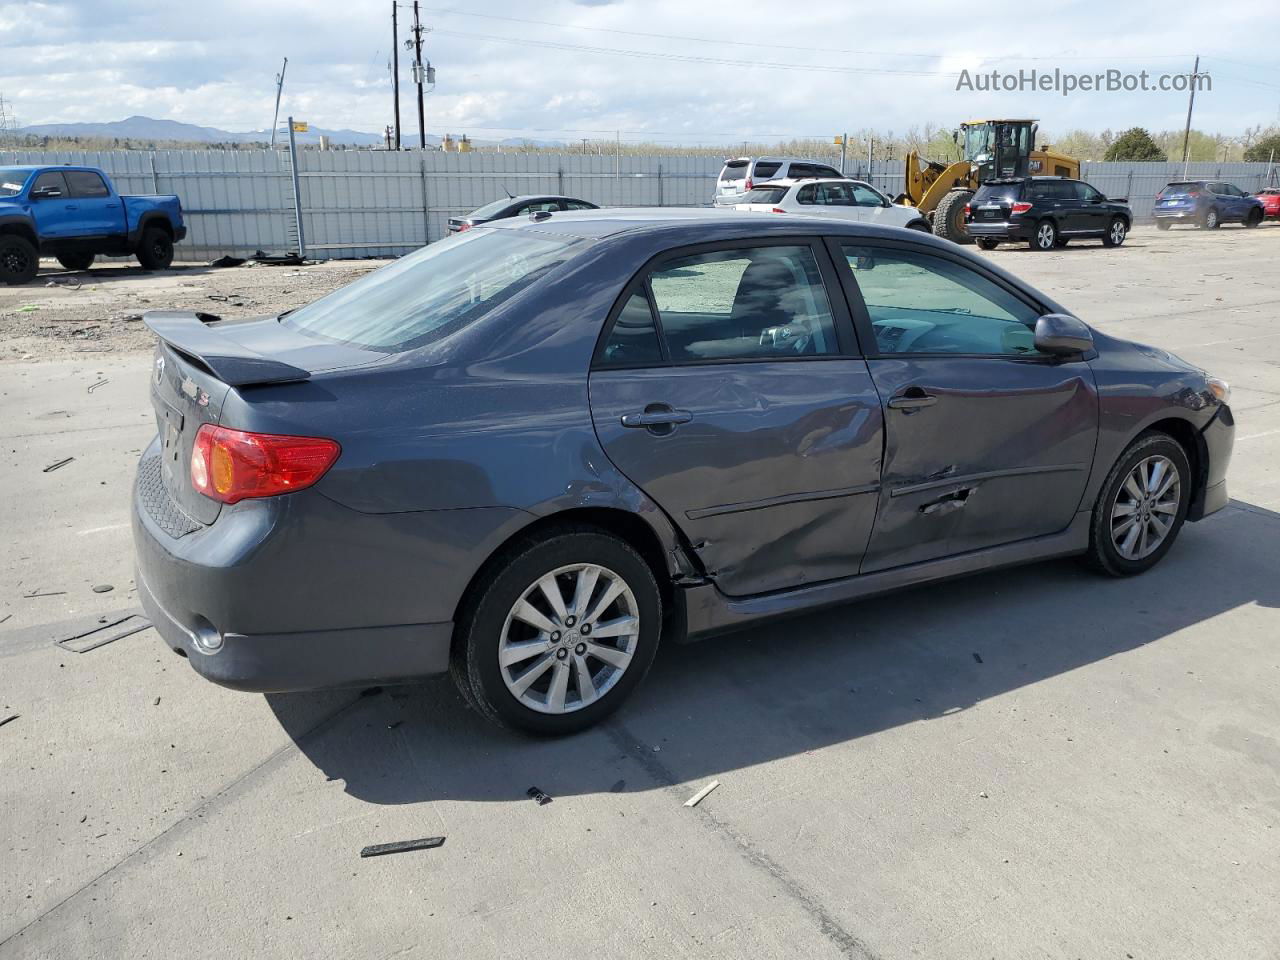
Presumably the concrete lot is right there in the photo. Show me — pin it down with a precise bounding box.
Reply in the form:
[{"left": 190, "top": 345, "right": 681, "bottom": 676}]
[{"left": 2, "top": 225, "right": 1279, "bottom": 959}]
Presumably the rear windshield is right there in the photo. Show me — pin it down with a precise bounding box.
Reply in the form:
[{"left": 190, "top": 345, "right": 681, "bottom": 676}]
[
  {"left": 284, "top": 230, "right": 581, "bottom": 351},
  {"left": 1162, "top": 182, "right": 1201, "bottom": 194},
  {"left": 467, "top": 197, "right": 516, "bottom": 219},
  {"left": 0, "top": 168, "right": 31, "bottom": 198},
  {"left": 720, "top": 161, "right": 749, "bottom": 181},
  {"left": 741, "top": 186, "right": 789, "bottom": 204},
  {"left": 973, "top": 182, "right": 1022, "bottom": 201}
]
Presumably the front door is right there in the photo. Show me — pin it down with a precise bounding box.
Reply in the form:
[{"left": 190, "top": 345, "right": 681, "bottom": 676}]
[
  {"left": 831, "top": 239, "right": 1099, "bottom": 573},
  {"left": 27, "top": 171, "right": 78, "bottom": 238},
  {"left": 589, "top": 240, "right": 884, "bottom": 596}
]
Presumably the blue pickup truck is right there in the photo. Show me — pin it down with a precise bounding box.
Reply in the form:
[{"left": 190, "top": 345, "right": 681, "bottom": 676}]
[{"left": 0, "top": 165, "right": 186, "bottom": 285}]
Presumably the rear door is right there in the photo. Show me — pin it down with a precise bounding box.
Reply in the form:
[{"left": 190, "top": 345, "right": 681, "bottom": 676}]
[
  {"left": 589, "top": 239, "right": 884, "bottom": 596},
  {"left": 27, "top": 171, "right": 77, "bottom": 238},
  {"left": 830, "top": 238, "right": 1098, "bottom": 572},
  {"left": 64, "top": 170, "right": 125, "bottom": 236}
]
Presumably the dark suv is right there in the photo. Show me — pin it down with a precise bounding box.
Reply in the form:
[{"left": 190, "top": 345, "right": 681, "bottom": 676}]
[{"left": 965, "top": 177, "right": 1132, "bottom": 251}]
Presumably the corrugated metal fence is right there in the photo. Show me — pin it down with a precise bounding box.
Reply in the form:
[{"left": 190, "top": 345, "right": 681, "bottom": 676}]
[{"left": 3, "top": 149, "right": 1276, "bottom": 260}]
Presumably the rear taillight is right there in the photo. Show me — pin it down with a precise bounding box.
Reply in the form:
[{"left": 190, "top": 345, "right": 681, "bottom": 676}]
[
  {"left": 191, "top": 425, "right": 340, "bottom": 505},
  {"left": 963, "top": 203, "right": 971, "bottom": 218},
  {"left": 1011, "top": 201, "right": 1033, "bottom": 215},
  {"left": 1154, "top": 192, "right": 1163, "bottom": 201},
  {"left": 457, "top": 222, "right": 471, "bottom": 232},
  {"left": 744, "top": 178, "right": 754, "bottom": 191},
  {"left": 771, "top": 207, "right": 787, "bottom": 214}
]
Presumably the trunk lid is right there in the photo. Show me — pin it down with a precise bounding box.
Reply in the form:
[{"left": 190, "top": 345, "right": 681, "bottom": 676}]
[{"left": 144, "top": 311, "right": 384, "bottom": 525}]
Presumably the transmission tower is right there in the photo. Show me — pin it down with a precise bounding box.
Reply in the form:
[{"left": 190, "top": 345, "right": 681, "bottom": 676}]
[{"left": 0, "top": 94, "right": 17, "bottom": 147}]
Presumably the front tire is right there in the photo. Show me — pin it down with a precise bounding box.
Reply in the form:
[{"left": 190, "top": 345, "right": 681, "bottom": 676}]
[
  {"left": 933, "top": 190, "right": 974, "bottom": 244},
  {"left": 57, "top": 252, "right": 95, "bottom": 271},
  {"left": 1156, "top": 220, "right": 1171, "bottom": 231},
  {"left": 976, "top": 238, "right": 1000, "bottom": 251},
  {"left": 1083, "top": 432, "right": 1191, "bottom": 577},
  {"left": 1030, "top": 219, "right": 1058, "bottom": 251},
  {"left": 136, "top": 227, "right": 174, "bottom": 270},
  {"left": 1244, "top": 208, "right": 1262, "bottom": 228},
  {"left": 0, "top": 235, "right": 39, "bottom": 285},
  {"left": 1102, "top": 217, "right": 1128, "bottom": 247},
  {"left": 450, "top": 527, "right": 662, "bottom": 735}
]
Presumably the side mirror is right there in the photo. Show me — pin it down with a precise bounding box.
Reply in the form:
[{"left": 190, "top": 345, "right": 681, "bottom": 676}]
[
  {"left": 31, "top": 186, "right": 62, "bottom": 199},
  {"left": 853, "top": 255, "right": 876, "bottom": 271},
  {"left": 1035, "top": 314, "right": 1093, "bottom": 357}
]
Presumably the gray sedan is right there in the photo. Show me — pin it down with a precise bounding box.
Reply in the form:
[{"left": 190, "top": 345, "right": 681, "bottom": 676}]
[{"left": 132, "top": 209, "right": 1235, "bottom": 734}]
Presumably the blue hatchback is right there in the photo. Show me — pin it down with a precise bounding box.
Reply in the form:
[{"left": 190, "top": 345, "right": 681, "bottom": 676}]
[{"left": 1154, "top": 180, "right": 1264, "bottom": 230}]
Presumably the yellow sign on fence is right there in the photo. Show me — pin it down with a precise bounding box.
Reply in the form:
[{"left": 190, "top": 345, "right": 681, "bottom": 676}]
[{"left": 291, "top": 121, "right": 309, "bottom": 133}]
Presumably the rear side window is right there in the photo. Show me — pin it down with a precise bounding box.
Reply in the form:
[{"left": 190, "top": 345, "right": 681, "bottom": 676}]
[
  {"left": 647, "top": 245, "right": 839, "bottom": 362},
  {"left": 65, "top": 170, "right": 109, "bottom": 198},
  {"left": 599, "top": 293, "right": 664, "bottom": 367},
  {"left": 752, "top": 161, "right": 782, "bottom": 179},
  {"left": 285, "top": 230, "right": 581, "bottom": 351},
  {"left": 720, "top": 161, "right": 749, "bottom": 182},
  {"left": 789, "top": 164, "right": 818, "bottom": 180},
  {"left": 814, "top": 166, "right": 841, "bottom": 178},
  {"left": 564, "top": 200, "right": 596, "bottom": 210}
]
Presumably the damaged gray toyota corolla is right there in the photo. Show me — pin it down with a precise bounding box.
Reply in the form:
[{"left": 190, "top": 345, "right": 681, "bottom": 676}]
[{"left": 132, "top": 209, "right": 1234, "bottom": 734}]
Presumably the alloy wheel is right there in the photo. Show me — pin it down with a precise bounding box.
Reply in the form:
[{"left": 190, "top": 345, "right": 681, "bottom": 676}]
[
  {"left": 498, "top": 563, "right": 640, "bottom": 714},
  {"left": 1036, "top": 223, "right": 1055, "bottom": 249},
  {"left": 1110, "top": 455, "right": 1180, "bottom": 560},
  {"left": 1205, "top": 210, "right": 1218, "bottom": 229},
  {"left": 1110, "top": 220, "right": 1126, "bottom": 245},
  {"left": 2, "top": 246, "right": 30, "bottom": 274}
]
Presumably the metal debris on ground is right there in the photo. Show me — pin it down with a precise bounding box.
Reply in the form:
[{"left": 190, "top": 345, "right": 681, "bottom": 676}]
[
  {"left": 684, "top": 780, "right": 721, "bottom": 808},
  {"left": 42, "top": 457, "right": 75, "bottom": 473},
  {"left": 24, "top": 589, "right": 66, "bottom": 598},
  {"left": 209, "top": 255, "right": 247, "bottom": 268},
  {"left": 54, "top": 612, "right": 151, "bottom": 653},
  {"left": 91, "top": 584, "right": 114, "bottom": 594},
  {"left": 0, "top": 613, "right": 11, "bottom": 624},
  {"left": 359, "top": 836, "right": 445, "bottom": 858},
  {"left": 527, "top": 786, "right": 553, "bottom": 806},
  {"left": 87, "top": 378, "right": 109, "bottom": 393},
  {"left": 0, "top": 714, "right": 19, "bottom": 730},
  {"left": 973, "top": 652, "right": 984, "bottom": 664}
]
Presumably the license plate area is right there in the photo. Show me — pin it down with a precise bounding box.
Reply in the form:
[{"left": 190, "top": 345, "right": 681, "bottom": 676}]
[{"left": 154, "top": 393, "right": 185, "bottom": 489}]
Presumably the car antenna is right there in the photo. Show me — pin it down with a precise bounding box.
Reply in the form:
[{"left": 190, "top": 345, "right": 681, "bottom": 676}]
[{"left": 504, "top": 186, "right": 514, "bottom": 198}]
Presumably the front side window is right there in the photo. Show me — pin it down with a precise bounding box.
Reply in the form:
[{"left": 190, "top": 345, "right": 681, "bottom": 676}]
[
  {"left": 285, "top": 230, "right": 581, "bottom": 351},
  {"left": 648, "top": 245, "right": 839, "bottom": 362},
  {"left": 30, "top": 171, "right": 68, "bottom": 196},
  {"left": 1075, "top": 182, "right": 1104, "bottom": 202},
  {"left": 519, "top": 200, "right": 559, "bottom": 215},
  {"left": 850, "top": 183, "right": 886, "bottom": 207},
  {"left": 65, "top": 170, "right": 109, "bottom": 198},
  {"left": 842, "top": 245, "right": 1042, "bottom": 357}
]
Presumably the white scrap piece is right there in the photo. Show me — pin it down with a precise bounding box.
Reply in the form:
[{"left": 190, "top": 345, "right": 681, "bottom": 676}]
[{"left": 684, "top": 779, "right": 721, "bottom": 808}]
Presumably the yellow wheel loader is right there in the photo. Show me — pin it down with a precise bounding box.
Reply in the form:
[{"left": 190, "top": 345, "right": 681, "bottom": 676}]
[{"left": 898, "top": 120, "right": 1078, "bottom": 244}]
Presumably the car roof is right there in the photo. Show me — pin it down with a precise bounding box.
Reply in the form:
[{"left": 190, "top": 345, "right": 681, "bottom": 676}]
[{"left": 748, "top": 177, "right": 866, "bottom": 188}]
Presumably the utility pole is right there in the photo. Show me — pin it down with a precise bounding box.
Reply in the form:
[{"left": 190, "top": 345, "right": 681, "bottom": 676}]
[
  {"left": 838, "top": 132, "right": 847, "bottom": 175},
  {"left": 410, "top": 1, "right": 426, "bottom": 149},
  {"left": 1181, "top": 54, "right": 1200, "bottom": 179},
  {"left": 270, "top": 57, "right": 288, "bottom": 149},
  {"left": 391, "top": 2, "right": 401, "bottom": 149}
]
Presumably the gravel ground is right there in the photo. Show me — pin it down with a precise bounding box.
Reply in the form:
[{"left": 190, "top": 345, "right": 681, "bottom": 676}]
[{"left": 0, "top": 258, "right": 383, "bottom": 361}]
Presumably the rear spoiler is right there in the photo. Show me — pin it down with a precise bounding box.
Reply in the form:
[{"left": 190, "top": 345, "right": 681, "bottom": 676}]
[{"left": 143, "top": 311, "right": 310, "bottom": 387}]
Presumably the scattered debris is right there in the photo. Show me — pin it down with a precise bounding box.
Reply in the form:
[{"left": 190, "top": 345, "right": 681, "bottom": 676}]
[
  {"left": 18, "top": 304, "right": 39, "bottom": 313},
  {"left": 24, "top": 589, "right": 66, "bottom": 599},
  {"left": 610, "top": 779, "right": 626, "bottom": 793},
  {"left": 978, "top": 791, "right": 989, "bottom": 799},
  {"left": 42, "top": 457, "right": 75, "bottom": 473},
  {"left": 153, "top": 697, "right": 161, "bottom": 706},
  {"left": 972, "top": 652, "right": 984, "bottom": 664},
  {"left": 91, "top": 584, "right": 114, "bottom": 594},
  {"left": 0, "top": 613, "right": 11, "bottom": 625},
  {"left": 80, "top": 815, "right": 87, "bottom": 823},
  {"left": 684, "top": 780, "right": 721, "bottom": 808},
  {"left": 206, "top": 294, "right": 229, "bottom": 302},
  {"left": 54, "top": 612, "right": 151, "bottom": 653},
  {"left": 527, "top": 786, "right": 553, "bottom": 806},
  {"left": 359, "top": 836, "right": 445, "bottom": 858},
  {"left": 209, "top": 255, "right": 247, "bottom": 268},
  {"left": 87, "top": 378, "right": 109, "bottom": 393},
  {"left": 0, "top": 714, "right": 18, "bottom": 730},
  {"left": 386, "top": 720, "right": 403, "bottom": 730}
]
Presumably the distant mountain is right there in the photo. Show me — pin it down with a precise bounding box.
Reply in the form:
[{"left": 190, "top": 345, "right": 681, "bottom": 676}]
[{"left": 19, "top": 114, "right": 385, "bottom": 146}]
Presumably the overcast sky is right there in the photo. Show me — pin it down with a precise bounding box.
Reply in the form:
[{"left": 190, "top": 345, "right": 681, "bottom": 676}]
[{"left": 2, "top": 0, "right": 1278, "bottom": 142}]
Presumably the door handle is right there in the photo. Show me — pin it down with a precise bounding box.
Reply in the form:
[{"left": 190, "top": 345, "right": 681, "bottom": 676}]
[
  {"left": 621, "top": 409, "right": 693, "bottom": 428},
  {"left": 887, "top": 388, "right": 937, "bottom": 411},
  {"left": 65, "top": 204, "right": 79, "bottom": 210}
]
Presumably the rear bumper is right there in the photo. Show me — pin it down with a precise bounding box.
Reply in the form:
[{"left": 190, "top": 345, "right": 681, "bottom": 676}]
[
  {"left": 1188, "top": 404, "right": 1234, "bottom": 522},
  {"left": 966, "top": 220, "right": 1033, "bottom": 240},
  {"left": 1153, "top": 209, "right": 1196, "bottom": 220}
]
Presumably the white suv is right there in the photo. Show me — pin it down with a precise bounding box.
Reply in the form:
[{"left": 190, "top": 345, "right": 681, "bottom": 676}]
[
  {"left": 712, "top": 157, "right": 843, "bottom": 207},
  {"left": 735, "top": 178, "right": 930, "bottom": 231}
]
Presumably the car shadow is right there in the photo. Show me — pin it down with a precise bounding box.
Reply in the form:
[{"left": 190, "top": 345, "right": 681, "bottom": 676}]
[{"left": 266, "top": 500, "right": 1280, "bottom": 805}]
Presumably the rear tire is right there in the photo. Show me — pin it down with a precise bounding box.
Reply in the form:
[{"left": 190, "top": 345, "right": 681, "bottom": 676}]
[
  {"left": 136, "top": 227, "right": 174, "bottom": 270},
  {"left": 1029, "top": 219, "right": 1058, "bottom": 251},
  {"left": 1201, "top": 208, "right": 1220, "bottom": 230},
  {"left": 0, "top": 235, "right": 39, "bottom": 285},
  {"left": 1244, "top": 208, "right": 1262, "bottom": 228},
  {"left": 1156, "top": 220, "right": 1171, "bottom": 231},
  {"left": 56, "top": 252, "right": 95, "bottom": 271},
  {"left": 1083, "top": 432, "right": 1191, "bottom": 577},
  {"left": 450, "top": 527, "right": 662, "bottom": 735},
  {"left": 1101, "top": 217, "right": 1128, "bottom": 247},
  {"left": 933, "top": 190, "right": 974, "bottom": 245},
  {"left": 976, "top": 238, "right": 1000, "bottom": 251}
]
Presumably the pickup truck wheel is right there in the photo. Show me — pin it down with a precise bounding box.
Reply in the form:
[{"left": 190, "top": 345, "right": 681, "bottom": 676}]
[
  {"left": 56, "top": 252, "right": 95, "bottom": 271},
  {"left": 0, "top": 235, "right": 39, "bottom": 286},
  {"left": 137, "top": 228, "right": 174, "bottom": 270}
]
